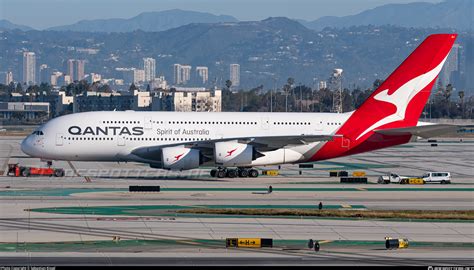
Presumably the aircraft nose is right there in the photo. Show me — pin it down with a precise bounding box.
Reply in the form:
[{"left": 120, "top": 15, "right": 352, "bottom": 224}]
[{"left": 21, "top": 136, "right": 35, "bottom": 156}]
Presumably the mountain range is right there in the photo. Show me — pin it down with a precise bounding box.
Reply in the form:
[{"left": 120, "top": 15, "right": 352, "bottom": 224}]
[
  {"left": 0, "top": 0, "right": 471, "bottom": 32},
  {"left": 0, "top": 19, "right": 33, "bottom": 31},
  {"left": 46, "top": 9, "right": 238, "bottom": 32},
  {"left": 298, "top": 0, "right": 473, "bottom": 31}
]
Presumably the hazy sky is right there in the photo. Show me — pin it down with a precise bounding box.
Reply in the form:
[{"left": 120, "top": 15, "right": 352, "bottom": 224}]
[{"left": 0, "top": 0, "right": 442, "bottom": 30}]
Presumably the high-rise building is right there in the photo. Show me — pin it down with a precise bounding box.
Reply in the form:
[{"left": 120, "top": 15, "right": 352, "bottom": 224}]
[
  {"left": 196, "top": 66, "right": 209, "bottom": 84},
  {"left": 50, "top": 71, "right": 63, "bottom": 86},
  {"left": 75, "top": 60, "right": 86, "bottom": 81},
  {"left": 229, "top": 64, "right": 240, "bottom": 87},
  {"left": 133, "top": 69, "right": 145, "bottom": 84},
  {"left": 39, "top": 64, "right": 51, "bottom": 84},
  {"left": 173, "top": 64, "right": 192, "bottom": 85},
  {"left": 173, "top": 64, "right": 182, "bottom": 85},
  {"left": 67, "top": 59, "right": 86, "bottom": 81},
  {"left": 143, "top": 57, "right": 156, "bottom": 82},
  {"left": 5, "top": 71, "right": 13, "bottom": 85},
  {"left": 439, "top": 44, "right": 461, "bottom": 87},
  {"left": 67, "top": 59, "right": 75, "bottom": 81},
  {"left": 180, "top": 65, "right": 192, "bottom": 85},
  {"left": 22, "top": 52, "right": 36, "bottom": 85}
]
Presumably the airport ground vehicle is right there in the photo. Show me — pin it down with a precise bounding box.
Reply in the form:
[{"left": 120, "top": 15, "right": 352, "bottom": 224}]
[
  {"left": 422, "top": 172, "right": 451, "bottom": 184},
  {"left": 378, "top": 173, "right": 410, "bottom": 184},
  {"left": 7, "top": 163, "right": 65, "bottom": 177}
]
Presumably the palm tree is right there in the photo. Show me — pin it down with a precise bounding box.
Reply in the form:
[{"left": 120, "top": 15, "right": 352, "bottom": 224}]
[
  {"left": 225, "top": 80, "right": 232, "bottom": 91},
  {"left": 458, "top": 90, "right": 465, "bottom": 117}
]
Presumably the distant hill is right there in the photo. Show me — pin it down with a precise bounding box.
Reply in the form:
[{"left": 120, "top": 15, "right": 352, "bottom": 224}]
[
  {"left": 2, "top": 17, "right": 472, "bottom": 92},
  {"left": 0, "top": 19, "right": 34, "bottom": 31},
  {"left": 46, "top": 9, "right": 238, "bottom": 32},
  {"left": 300, "top": 0, "right": 474, "bottom": 31}
]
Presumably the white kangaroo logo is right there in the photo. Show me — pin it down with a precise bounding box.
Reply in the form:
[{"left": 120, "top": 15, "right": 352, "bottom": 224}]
[{"left": 356, "top": 54, "right": 449, "bottom": 141}]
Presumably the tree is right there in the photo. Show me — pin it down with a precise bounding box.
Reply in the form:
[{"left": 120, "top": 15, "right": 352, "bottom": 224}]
[
  {"left": 129, "top": 83, "right": 138, "bottom": 94},
  {"left": 225, "top": 80, "right": 232, "bottom": 91},
  {"left": 445, "top": 84, "right": 453, "bottom": 118},
  {"left": 459, "top": 90, "right": 465, "bottom": 117},
  {"left": 373, "top": 79, "right": 384, "bottom": 90},
  {"left": 15, "top": 83, "right": 23, "bottom": 93}
]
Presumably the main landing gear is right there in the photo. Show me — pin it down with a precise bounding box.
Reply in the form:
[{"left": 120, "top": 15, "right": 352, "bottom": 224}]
[{"left": 210, "top": 167, "right": 259, "bottom": 178}]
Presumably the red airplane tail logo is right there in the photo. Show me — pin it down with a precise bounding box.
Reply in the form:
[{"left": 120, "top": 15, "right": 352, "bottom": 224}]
[
  {"left": 347, "top": 34, "right": 457, "bottom": 142},
  {"left": 311, "top": 34, "right": 457, "bottom": 161}
]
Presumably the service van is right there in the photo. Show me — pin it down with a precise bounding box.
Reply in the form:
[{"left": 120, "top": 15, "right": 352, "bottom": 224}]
[{"left": 422, "top": 172, "right": 451, "bottom": 184}]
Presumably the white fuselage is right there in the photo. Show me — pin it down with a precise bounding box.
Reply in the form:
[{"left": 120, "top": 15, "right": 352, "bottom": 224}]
[{"left": 21, "top": 111, "right": 351, "bottom": 167}]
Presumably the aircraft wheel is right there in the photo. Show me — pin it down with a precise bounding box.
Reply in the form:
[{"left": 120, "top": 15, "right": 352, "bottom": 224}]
[
  {"left": 248, "top": 169, "right": 259, "bottom": 178},
  {"left": 216, "top": 170, "right": 226, "bottom": 178},
  {"left": 227, "top": 169, "right": 238, "bottom": 178},
  {"left": 210, "top": 169, "right": 217, "bottom": 177},
  {"left": 238, "top": 169, "right": 249, "bottom": 178}
]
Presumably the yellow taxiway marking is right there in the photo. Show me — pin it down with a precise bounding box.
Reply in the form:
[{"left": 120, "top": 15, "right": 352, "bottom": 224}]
[{"left": 341, "top": 204, "right": 352, "bottom": 208}]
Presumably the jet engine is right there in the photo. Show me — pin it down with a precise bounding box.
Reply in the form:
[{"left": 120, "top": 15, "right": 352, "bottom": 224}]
[
  {"left": 161, "top": 146, "right": 202, "bottom": 170},
  {"left": 214, "top": 141, "right": 264, "bottom": 166}
]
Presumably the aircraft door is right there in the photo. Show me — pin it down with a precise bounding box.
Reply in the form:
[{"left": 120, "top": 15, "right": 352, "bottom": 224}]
[
  {"left": 261, "top": 117, "right": 269, "bottom": 130},
  {"left": 144, "top": 116, "right": 152, "bottom": 129},
  {"left": 117, "top": 136, "right": 125, "bottom": 146},
  {"left": 55, "top": 133, "right": 63, "bottom": 146}
]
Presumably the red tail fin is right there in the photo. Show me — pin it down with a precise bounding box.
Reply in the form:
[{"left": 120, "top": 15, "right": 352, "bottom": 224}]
[{"left": 311, "top": 34, "right": 457, "bottom": 161}]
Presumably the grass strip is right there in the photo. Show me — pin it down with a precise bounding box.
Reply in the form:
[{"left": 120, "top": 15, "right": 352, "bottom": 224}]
[{"left": 176, "top": 208, "right": 474, "bottom": 221}]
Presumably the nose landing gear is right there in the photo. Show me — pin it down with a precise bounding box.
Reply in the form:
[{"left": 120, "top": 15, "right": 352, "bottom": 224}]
[{"left": 210, "top": 168, "right": 259, "bottom": 178}]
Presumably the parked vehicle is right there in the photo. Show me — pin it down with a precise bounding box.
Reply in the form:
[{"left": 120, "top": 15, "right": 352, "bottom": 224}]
[
  {"left": 422, "top": 172, "right": 451, "bottom": 184},
  {"left": 7, "top": 163, "right": 64, "bottom": 177},
  {"left": 378, "top": 173, "right": 410, "bottom": 184}
]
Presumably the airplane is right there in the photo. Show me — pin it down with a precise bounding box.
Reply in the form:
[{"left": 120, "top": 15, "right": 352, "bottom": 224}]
[{"left": 21, "top": 33, "right": 459, "bottom": 178}]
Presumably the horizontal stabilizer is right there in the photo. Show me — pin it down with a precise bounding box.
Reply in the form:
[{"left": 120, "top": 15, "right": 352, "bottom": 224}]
[{"left": 374, "top": 123, "right": 459, "bottom": 138}]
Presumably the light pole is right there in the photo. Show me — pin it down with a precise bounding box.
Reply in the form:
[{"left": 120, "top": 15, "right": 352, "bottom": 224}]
[
  {"left": 299, "top": 82, "right": 302, "bottom": 112},
  {"left": 271, "top": 77, "right": 276, "bottom": 112}
]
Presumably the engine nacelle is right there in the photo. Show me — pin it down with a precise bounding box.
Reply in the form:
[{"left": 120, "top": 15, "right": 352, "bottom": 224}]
[
  {"left": 215, "top": 141, "right": 260, "bottom": 166},
  {"left": 161, "top": 146, "right": 201, "bottom": 171}
]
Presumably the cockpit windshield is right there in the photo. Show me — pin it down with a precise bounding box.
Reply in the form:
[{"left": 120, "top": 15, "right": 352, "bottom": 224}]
[{"left": 31, "top": 130, "right": 44, "bottom": 136}]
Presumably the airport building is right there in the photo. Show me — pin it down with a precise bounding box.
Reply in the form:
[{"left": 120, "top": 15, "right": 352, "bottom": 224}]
[
  {"left": 73, "top": 92, "right": 134, "bottom": 113},
  {"left": 0, "top": 102, "right": 50, "bottom": 122},
  {"left": 152, "top": 87, "right": 222, "bottom": 112}
]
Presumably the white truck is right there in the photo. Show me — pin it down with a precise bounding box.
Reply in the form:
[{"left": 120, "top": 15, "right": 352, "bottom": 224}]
[{"left": 377, "top": 173, "right": 410, "bottom": 184}]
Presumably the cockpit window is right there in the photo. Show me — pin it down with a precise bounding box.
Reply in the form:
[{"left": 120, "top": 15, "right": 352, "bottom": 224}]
[{"left": 32, "top": 131, "right": 44, "bottom": 135}]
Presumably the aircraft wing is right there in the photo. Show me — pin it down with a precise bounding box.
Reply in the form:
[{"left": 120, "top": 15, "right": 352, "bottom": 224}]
[
  {"left": 130, "top": 134, "right": 338, "bottom": 162},
  {"left": 374, "top": 123, "right": 461, "bottom": 138}
]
